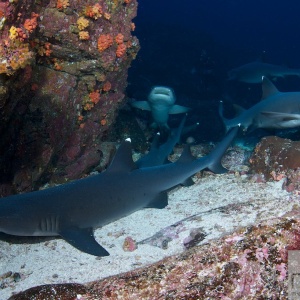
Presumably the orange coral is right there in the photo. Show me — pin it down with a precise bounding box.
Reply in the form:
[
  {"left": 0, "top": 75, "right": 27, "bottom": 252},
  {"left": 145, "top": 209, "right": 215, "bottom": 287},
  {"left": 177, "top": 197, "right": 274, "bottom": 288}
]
[
  {"left": 89, "top": 90, "right": 100, "bottom": 104},
  {"left": 79, "top": 31, "right": 90, "bottom": 40},
  {"left": 24, "top": 13, "right": 39, "bottom": 33},
  {"left": 83, "top": 103, "right": 93, "bottom": 111},
  {"left": 115, "top": 33, "right": 124, "bottom": 45},
  {"left": 102, "top": 81, "right": 111, "bottom": 92},
  {"left": 97, "top": 34, "right": 113, "bottom": 52},
  {"left": 0, "top": 39, "right": 34, "bottom": 75},
  {"left": 84, "top": 3, "right": 103, "bottom": 19},
  {"left": 104, "top": 12, "right": 111, "bottom": 20},
  {"left": 124, "top": 0, "right": 131, "bottom": 3},
  {"left": 37, "top": 42, "right": 52, "bottom": 57},
  {"left": 116, "top": 43, "right": 127, "bottom": 58},
  {"left": 100, "top": 119, "right": 107, "bottom": 126},
  {"left": 57, "top": 0, "right": 69, "bottom": 10},
  {"left": 53, "top": 60, "right": 63, "bottom": 70}
]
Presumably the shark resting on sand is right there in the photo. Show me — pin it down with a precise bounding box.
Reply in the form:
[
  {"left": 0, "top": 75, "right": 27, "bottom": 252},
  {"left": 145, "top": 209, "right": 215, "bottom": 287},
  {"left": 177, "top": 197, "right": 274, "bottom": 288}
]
[
  {"left": 228, "top": 61, "right": 300, "bottom": 84},
  {"left": 0, "top": 126, "right": 238, "bottom": 256},
  {"left": 219, "top": 76, "right": 300, "bottom": 132},
  {"left": 131, "top": 86, "right": 190, "bottom": 130}
]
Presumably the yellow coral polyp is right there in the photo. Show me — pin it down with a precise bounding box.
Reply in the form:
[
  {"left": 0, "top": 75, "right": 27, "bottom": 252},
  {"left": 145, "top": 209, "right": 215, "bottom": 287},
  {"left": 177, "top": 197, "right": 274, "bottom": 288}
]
[
  {"left": 9, "top": 26, "right": 18, "bottom": 40},
  {"left": 0, "top": 39, "right": 33, "bottom": 75},
  {"left": 77, "top": 17, "right": 89, "bottom": 31}
]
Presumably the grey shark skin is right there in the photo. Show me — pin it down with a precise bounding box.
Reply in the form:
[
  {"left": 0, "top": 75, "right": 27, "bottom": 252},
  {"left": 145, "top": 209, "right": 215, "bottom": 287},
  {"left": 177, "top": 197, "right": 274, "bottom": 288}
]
[
  {"left": 136, "top": 115, "right": 186, "bottom": 168},
  {"left": 228, "top": 61, "right": 300, "bottom": 83},
  {"left": 219, "top": 76, "right": 300, "bottom": 132},
  {"left": 131, "top": 86, "right": 190, "bottom": 130},
  {"left": 0, "top": 127, "right": 238, "bottom": 256}
]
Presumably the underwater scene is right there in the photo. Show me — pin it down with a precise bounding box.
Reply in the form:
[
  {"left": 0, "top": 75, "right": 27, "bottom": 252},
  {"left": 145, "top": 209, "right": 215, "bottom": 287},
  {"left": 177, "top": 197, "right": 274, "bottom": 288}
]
[{"left": 1, "top": 0, "right": 300, "bottom": 298}]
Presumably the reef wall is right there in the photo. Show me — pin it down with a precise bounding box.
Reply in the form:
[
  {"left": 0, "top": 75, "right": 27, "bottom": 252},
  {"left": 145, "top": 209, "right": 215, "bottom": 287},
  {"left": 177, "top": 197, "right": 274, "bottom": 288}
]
[{"left": 0, "top": 0, "right": 139, "bottom": 194}]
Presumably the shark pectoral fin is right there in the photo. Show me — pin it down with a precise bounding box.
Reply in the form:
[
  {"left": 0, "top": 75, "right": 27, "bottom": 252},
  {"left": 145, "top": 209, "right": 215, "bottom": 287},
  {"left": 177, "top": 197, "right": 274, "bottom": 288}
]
[
  {"left": 131, "top": 101, "right": 151, "bottom": 111},
  {"left": 209, "top": 164, "right": 228, "bottom": 174},
  {"left": 59, "top": 227, "right": 110, "bottom": 257},
  {"left": 145, "top": 192, "right": 168, "bottom": 209},
  {"left": 169, "top": 105, "right": 190, "bottom": 114}
]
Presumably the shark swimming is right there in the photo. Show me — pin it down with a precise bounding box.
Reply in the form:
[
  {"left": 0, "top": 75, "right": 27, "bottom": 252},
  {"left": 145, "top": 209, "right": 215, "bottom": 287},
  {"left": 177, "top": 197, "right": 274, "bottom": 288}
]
[
  {"left": 219, "top": 76, "right": 300, "bottom": 132},
  {"left": 0, "top": 126, "right": 238, "bottom": 256},
  {"left": 131, "top": 86, "right": 190, "bottom": 130},
  {"left": 136, "top": 115, "right": 186, "bottom": 168},
  {"left": 228, "top": 61, "right": 300, "bottom": 83}
]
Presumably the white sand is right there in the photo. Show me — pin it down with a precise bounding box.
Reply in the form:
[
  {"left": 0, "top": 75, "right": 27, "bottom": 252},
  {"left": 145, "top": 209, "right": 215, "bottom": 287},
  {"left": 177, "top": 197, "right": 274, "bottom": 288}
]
[{"left": 0, "top": 173, "right": 297, "bottom": 299}]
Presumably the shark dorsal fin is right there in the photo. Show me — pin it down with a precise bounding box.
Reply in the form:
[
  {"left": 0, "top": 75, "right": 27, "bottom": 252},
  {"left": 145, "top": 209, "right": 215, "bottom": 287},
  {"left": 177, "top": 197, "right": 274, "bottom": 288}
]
[
  {"left": 107, "top": 139, "right": 136, "bottom": 173},
  {"left": 261, "top": 76, "right": 280, "bottom": 100},
  {"left": 233, "top": 104, "right": 246, "bottom": 116},
  {"left": 177, "top": 145, "right": 195, "bottom": 163}
]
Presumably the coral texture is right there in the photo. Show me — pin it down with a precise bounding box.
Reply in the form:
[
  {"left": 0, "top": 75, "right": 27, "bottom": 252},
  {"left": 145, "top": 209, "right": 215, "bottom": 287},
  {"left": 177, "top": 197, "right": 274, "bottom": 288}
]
[
  {"left": 249, "top": 136, "right": 300, "bottom": 193},
  {"left": 0, "top": 0, "right": 139, "bottom": 193},
  {"left": 10, "top": 216, "right": 299, "bottom": 299}
]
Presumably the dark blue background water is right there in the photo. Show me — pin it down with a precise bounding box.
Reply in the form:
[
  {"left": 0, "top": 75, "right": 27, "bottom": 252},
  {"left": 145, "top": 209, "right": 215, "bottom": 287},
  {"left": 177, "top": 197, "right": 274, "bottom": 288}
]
[{"left": 127, "top": 0, "right": 300, "bottom": 142}]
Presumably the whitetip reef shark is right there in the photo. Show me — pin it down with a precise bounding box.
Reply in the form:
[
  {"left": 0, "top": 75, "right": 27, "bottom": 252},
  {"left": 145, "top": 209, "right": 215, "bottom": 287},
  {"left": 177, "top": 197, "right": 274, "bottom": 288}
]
[
  {"left": 136, "top": 115, "right": 186, "bottom": 168},
  {"left": 228, "top": 61, "right": 300, "bottom": 83},
  {"left": 131, "top": 86, "right": 190, "bottom": 130},
  {"left": 219, "top": 76, "right": 300, "bottom": 132},
  {"left": 0, "top": 126, "right": 238, "bottom": 256}
]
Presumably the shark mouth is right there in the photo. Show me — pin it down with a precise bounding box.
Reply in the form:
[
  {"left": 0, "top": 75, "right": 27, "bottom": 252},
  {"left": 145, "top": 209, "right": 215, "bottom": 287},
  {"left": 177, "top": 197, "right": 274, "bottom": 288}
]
[{"left": 152, "top": 87, "right": 172, "bottom": 97}]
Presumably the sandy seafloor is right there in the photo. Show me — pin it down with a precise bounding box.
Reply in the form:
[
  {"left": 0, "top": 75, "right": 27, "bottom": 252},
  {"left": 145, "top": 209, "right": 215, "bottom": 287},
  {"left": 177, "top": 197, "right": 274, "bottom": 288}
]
[{"left": 0, "top": 172, "right": 298, "bottom": 299}]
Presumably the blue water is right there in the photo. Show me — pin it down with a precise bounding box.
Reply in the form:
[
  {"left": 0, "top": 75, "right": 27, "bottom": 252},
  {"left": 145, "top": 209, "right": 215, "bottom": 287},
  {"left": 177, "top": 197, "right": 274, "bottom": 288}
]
[{"left": 127, "top": 0, "right": 300, "bottom": 142}]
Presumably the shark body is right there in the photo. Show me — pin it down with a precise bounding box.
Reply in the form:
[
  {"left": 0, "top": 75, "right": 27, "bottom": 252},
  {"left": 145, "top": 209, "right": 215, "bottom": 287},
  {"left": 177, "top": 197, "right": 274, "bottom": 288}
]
[
  {"left": 228, "top": 61, "right": 300, "bottom": 83},
  {"left": 131, "top": 86, "right": 190, "bottom": 130},
  {"left": 220, "top": 77, "right": 300, "bottom": 132},
  {"left": 136, "top": 116, "right": 186, "bottom": 168},
  {"left": 0, "top": 127, "right": 238, "bottom": 256}
]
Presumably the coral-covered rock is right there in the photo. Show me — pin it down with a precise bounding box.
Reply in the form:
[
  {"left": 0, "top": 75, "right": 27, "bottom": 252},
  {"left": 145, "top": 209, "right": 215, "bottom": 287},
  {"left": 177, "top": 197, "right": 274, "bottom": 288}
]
[
  {"left": 0, "top": 0, "right": 139, "bottom": 192},
  {"left": 11, "top": 217, "right": 300, "bottom": 299},
  {"left": 248, "top": 135, "right": 300, "bottom": 193},
  {"left": 249, "top": 136, "right": 300, "bottom": 188}
]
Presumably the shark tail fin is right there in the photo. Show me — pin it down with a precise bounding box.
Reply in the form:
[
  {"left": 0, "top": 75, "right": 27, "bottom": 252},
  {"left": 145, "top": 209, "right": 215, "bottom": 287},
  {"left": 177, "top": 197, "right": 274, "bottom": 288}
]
[
  {"left": 218, "top": 101, "right": 231, "bottom": 133},
  {"left": 207, "top": 126, "right": 240, "bottom": 174}
]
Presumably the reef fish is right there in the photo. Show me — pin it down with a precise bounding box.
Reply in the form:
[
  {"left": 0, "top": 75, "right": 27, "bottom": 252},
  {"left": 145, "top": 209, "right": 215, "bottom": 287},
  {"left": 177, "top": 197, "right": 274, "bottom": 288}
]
[
  {"left": 131, "top": 86, "right": 190, "bottom": 130},
  {"left": 228, "top": 61, "right": 300, "bottom": 83},
  {"left": 0, "top": 127, "right": 238, "bottom": 256},
  {"left": 219, "top": 76, "right": 300, "bottom": 132}
]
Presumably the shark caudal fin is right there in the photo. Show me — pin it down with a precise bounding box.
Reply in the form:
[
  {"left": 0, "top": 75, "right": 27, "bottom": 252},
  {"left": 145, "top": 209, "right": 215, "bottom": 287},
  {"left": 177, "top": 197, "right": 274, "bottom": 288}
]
[{"left": 207, "top": 125, "right": 240, "bottom": 173}]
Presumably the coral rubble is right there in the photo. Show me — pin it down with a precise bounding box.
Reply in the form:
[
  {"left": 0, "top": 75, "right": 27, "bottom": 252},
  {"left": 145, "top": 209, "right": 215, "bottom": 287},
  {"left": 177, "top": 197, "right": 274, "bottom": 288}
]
[{"left": 0, "top": 0, "right": 139, "bottom": 193}]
